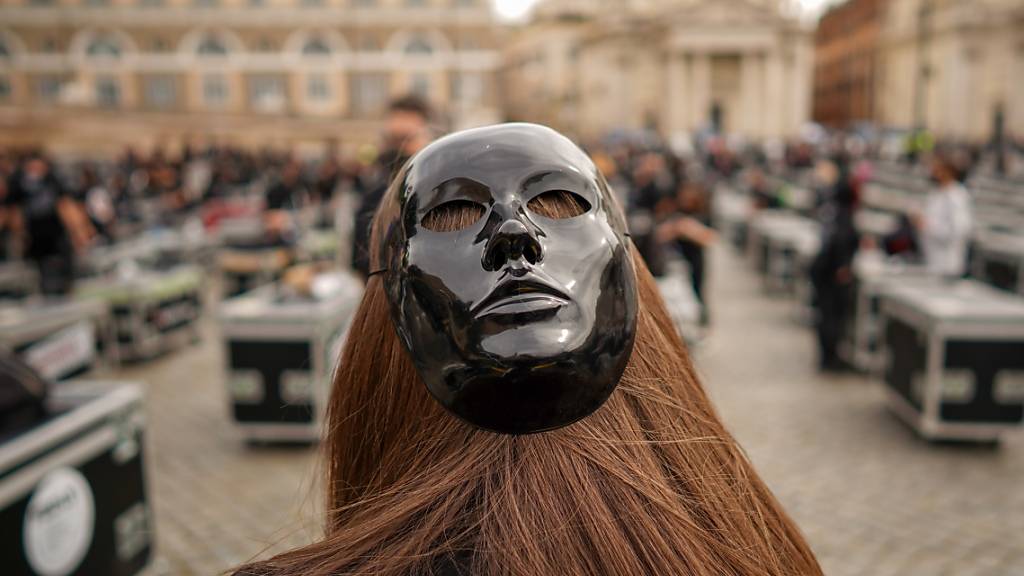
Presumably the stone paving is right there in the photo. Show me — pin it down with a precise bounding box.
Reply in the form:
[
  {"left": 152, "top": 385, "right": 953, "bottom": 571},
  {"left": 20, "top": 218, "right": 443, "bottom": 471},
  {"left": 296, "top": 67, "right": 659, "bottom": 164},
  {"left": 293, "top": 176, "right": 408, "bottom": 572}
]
[{"left": 106, "top": 244, "right": 1024, "bottom": 575}]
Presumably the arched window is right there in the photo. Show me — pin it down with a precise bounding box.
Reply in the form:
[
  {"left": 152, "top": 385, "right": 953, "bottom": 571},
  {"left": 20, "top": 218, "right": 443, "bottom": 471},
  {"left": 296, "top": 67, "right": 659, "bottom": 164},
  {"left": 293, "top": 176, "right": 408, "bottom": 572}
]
[
  {"left": 404, "top": 36, "right": 433, "bottom": 55},
  {"left": 86, "top": 35, "right": 122, "bottom": 58},
  {"left": 197, "top": 35, "right": 229, "bottom": 56},
  {"left": 302, "top": 37, "right": 331, "bottom": 56}
]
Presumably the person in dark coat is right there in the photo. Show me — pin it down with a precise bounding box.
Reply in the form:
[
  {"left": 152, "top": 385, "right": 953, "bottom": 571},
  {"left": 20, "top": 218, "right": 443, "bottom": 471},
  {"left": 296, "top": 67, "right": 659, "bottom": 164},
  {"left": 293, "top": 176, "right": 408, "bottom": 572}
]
[
  {"left": 4, "top": 154, "right": 94, "bottom": 295},
  {"left": 657, "top": 180, "right": 718, "bottom": 325},
  {"left": 810, "top": 175, "right": 860, "bottom": 372},
  {"left": 351, "top": 95, "right": 431, "bottom": 277}
]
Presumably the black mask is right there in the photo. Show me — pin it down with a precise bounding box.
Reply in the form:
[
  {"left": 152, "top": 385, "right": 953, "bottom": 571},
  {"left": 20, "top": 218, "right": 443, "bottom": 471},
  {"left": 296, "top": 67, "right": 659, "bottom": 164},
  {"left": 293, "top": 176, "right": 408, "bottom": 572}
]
[{"left": 375, "top": 124, "right": 638, "bottom": 434}]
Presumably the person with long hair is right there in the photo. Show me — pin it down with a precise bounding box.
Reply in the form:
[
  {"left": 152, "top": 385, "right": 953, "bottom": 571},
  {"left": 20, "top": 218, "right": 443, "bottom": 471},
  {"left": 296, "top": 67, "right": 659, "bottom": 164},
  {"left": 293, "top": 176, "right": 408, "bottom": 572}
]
[{"left": 235, "top": 124, "right": 821, "bottom": 576}]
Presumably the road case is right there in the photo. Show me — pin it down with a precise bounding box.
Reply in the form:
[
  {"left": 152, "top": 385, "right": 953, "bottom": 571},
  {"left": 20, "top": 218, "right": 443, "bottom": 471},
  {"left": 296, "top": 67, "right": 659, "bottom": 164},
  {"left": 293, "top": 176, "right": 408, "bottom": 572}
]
[
  {"left": 0, "top": 381, "right": 151, "bottom": 576},
  {"left": 145, "top": 225, "right": 219, "bottom": 271},
  {"left": 0, "top": 261, "right": 39, "bottom": 300},
  {"left": 711, "top": 187, "right": 753, "bottom": 251},
  {"left": 845, "top": 253, "right": 934, "bottom": 372},
  {"left": 656, "top": 260, "right": 703, "bottom": 344},
  {"left": 880, "top": 280, "right": 1024, "bottom": 441},
  {"left": 217, "top": 245, "right": 292, "bottom": 298},
  {"left": 0, "top": 300, "right": 109, "bottom": 381},
  {"left": 297, "top": 228, "right": 340, "bottom": 265},
  {"left": 854, "top": 209, "right": 900, "bottom": 243},
  {"left": 76, "top": 265, "right": 203, "bottom": 364},
  {"left": 215, "top": 216, "right": 295, "bottom": 298},
  {"left": 219, "top": 273, "right": 363, "bottom": 442},
  {"left": 970, "top": 230, "right": 1024, "bottom": 295},
  {"left": 77, "top": 241, "right": 160, "bottom": 280},
  {"left": 748, "top": 211, "right": 820, "bottom": 294}
]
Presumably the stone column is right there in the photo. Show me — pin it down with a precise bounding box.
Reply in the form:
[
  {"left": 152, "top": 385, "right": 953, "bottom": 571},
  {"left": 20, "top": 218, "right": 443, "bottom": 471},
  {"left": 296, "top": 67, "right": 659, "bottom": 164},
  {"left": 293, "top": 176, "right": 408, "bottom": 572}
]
[
  {"left": 691, "top": 51, "right": 711, "bottom": 131},
  {"left": 791, "top": 38, "right": 812, "bottom": 136},
  {"left": 740, "top": 50, "right": 762, "bottom": 138},
  {"left": 764, "top": 48, "right": 783, "bottom": 138},
  {"left": 666, "top": 51, "right": 690, "bottom": 136}
]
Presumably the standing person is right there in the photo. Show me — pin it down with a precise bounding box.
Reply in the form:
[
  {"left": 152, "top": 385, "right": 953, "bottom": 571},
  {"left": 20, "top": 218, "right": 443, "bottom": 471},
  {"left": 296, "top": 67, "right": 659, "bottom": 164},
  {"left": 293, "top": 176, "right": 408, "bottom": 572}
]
[
  {"left": 78, "top": 163, "right": 117, "bottom": 243},
  {"left": 351, "top": 95, "right": 432, "bottom": 277},
  {"left": 4, "top": 153, "right": 94, "bottom": 296},
  {"left": 810, "top": 175, "right": 860, "bottom": 372},
  {"left": 233, "top": 124, "right": 822, "bottom": 576},
  {"left": 628, "top": 151, "right": 673, "bottom": 277},
  {"left": 314, "top": 153, "right": 341, "bottom": 206},
  {"left": 657, "top": 180, "right": 718, "bottom": 325},
  {"left": 917, "top": 155, "right": 972, "bottom": 278},
  {"left": 263, "top": 160, "right": 307, "bottom": 244}
]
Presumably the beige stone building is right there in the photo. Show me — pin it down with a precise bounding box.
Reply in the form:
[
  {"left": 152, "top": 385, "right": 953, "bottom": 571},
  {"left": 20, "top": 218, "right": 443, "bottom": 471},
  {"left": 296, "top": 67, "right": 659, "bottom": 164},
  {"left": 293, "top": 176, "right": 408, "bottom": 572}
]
[
  {"left": 502, "top": 0, "right": 813, "bottom": 142},
  {"left": 875, "top": 0, "right": 1024, "bottom": 142},
  {"left": 0, "top": 0, "right": 503, "bottom": 155}
]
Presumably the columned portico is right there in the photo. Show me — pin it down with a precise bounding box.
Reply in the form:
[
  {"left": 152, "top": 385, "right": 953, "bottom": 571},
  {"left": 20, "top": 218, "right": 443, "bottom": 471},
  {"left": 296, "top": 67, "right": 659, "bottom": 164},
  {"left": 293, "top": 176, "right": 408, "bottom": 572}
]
[
  {"left": 663, "top": 43, "right": 800, "bottom": 140},
  {"left": 651, "top": 0, "right": 811, "bottom": 141}
]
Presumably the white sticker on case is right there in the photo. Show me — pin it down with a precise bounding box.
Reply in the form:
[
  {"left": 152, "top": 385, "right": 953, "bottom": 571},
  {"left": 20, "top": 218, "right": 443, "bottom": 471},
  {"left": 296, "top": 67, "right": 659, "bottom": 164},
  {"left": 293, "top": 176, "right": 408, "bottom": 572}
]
[{"left": 23, "top": 467, "right": 96, "bottom": 576}]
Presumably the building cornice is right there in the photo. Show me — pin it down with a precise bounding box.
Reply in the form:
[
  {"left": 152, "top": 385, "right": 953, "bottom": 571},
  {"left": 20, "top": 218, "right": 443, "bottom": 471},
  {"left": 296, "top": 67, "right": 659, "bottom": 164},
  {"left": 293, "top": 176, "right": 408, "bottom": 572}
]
[
  {"left": 2, "top": 49, "right": 502, "bottom": 71},
  {"left": 0, "top": 5, "right": 497, "bottom": 27}
]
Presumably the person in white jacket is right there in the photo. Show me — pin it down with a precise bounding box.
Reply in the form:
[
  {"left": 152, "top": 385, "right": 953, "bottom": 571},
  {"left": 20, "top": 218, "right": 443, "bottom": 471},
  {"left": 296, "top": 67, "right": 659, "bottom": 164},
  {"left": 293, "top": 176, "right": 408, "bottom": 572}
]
[{"left": 918, "top": 156, "right": 972, "bottom": 278}]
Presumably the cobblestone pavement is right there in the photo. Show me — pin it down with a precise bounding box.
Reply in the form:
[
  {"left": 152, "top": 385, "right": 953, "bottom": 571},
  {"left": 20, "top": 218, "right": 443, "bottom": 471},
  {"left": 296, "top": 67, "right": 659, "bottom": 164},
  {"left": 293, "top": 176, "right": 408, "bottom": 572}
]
[
  {"left": 697, "top": 247, "right": 1024, "bottom": 576},
  {"left": 107, "top": 244, "right": 1023, "bottom": 575},
  {"left": 110, "top": 323, "right": 322, "bottom": 575}
]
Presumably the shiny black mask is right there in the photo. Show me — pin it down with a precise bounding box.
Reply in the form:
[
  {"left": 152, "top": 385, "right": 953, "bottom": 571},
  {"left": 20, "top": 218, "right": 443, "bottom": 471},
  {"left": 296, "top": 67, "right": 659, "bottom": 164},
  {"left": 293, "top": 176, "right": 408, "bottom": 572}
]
[{"left": 376, "top": 124, "right": 638, "bottom": 434}]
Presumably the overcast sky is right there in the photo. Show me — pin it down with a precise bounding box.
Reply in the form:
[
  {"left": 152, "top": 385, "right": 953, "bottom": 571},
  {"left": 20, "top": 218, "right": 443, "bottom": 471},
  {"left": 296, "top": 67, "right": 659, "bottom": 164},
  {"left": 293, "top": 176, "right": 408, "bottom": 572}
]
[{"left": 492, "top": 0, "right": 836, "bottom": 20}]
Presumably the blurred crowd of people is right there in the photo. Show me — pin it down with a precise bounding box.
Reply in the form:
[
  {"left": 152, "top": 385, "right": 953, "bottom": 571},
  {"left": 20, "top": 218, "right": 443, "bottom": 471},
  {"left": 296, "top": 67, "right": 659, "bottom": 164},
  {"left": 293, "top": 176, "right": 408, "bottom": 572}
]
[
  {"left": 576, "top": 129, "right": 1006, "bottom": 368},
  {"left": 0, "top": 95, "right": 437, "bottom": 295},
  {"left": 0, "top": 106, "right": 1016, "bottom": 353}
]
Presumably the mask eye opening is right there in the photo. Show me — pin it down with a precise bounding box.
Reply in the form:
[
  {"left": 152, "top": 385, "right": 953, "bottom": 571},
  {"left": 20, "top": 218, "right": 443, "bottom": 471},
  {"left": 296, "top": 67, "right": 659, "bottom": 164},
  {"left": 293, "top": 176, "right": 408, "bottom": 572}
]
[
  {"left": 526, "top": 190, "right": 591, "bottom": 220},
  {"left": 421, "top": 200, "right": 486, "bottom": 232}
]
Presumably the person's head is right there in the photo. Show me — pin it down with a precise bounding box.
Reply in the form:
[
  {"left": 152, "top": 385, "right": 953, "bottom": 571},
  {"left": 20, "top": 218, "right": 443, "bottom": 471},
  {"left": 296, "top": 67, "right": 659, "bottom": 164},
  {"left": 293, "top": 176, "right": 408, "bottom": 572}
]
[
  {"left": 235, "top": 124, "right": 821, "bottom": 576},
  {"left": 384, "top": 94, "right": 431, "bottom": 157},
  {"left": 280, "top": 160, "right": 302, "bottom": 185},
  {"left": 632, "top": 151, "right": 664, "bottom": 185},
  {"left": 930, "top": 154, "right": 958, "bottom": 186},
  {"left": 676, "top": 180, "right": 708, "bottom": 214},
  {"left": 23, "top": 153, "right": 49, "bottom": 179}
]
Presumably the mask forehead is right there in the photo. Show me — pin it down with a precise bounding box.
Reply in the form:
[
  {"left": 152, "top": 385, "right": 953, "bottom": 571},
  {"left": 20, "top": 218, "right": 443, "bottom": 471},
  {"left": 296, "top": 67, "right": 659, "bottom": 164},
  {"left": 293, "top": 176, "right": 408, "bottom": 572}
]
[{"left": 405, "top": 126, "right": 596, "bottom": 200}]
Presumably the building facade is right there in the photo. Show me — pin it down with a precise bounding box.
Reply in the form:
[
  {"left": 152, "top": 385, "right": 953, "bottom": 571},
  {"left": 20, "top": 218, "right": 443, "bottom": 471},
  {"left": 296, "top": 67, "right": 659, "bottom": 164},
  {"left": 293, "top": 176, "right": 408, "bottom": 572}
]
[
  {"left": 500, "top": 0, "right": 595, "bottom": 136},
  {"left": 875, "top": 0, "right": 1024, "bottom": 143},
  {"left": 0, "top": 0, "right": 503, "bottom": 155},
  {"left": 503, "top": 0, "right": 813, "bottom": 142},
  {"left": 812, "top": 0, "right": 884, "bottom": 129}
]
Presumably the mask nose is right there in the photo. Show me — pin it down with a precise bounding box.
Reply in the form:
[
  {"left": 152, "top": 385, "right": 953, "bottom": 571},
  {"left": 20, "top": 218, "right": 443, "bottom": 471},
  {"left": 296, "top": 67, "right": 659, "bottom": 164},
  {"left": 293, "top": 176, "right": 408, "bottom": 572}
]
[{"left": 482, "top": 218, "right": 543, "bottom": 271}]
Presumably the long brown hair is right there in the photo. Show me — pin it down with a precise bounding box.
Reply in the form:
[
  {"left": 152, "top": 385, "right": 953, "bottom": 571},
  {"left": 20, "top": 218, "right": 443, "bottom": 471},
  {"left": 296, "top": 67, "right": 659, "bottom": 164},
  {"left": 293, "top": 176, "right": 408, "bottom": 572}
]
[{"left": 235, "top": 192, "right": 822, "bottom": 576}]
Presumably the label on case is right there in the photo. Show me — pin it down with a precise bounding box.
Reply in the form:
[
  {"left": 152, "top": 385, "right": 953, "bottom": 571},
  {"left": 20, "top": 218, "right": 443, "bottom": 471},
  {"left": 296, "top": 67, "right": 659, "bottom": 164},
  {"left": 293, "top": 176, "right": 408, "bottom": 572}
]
[
  {"left": 24, "top": 321, "right": 95, "bottom": 381},
  {"left": 994, "top": 372, "right": 1024, "bottom": 404},
  {"left": 23, "top": 467, "right": 96, "bottom": 576},
  {"left": 281, "top": 370, "right": 313, "bottom": 405},
  {"left": 230, "top": 370, "right": 264, "bottom": 404}
]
